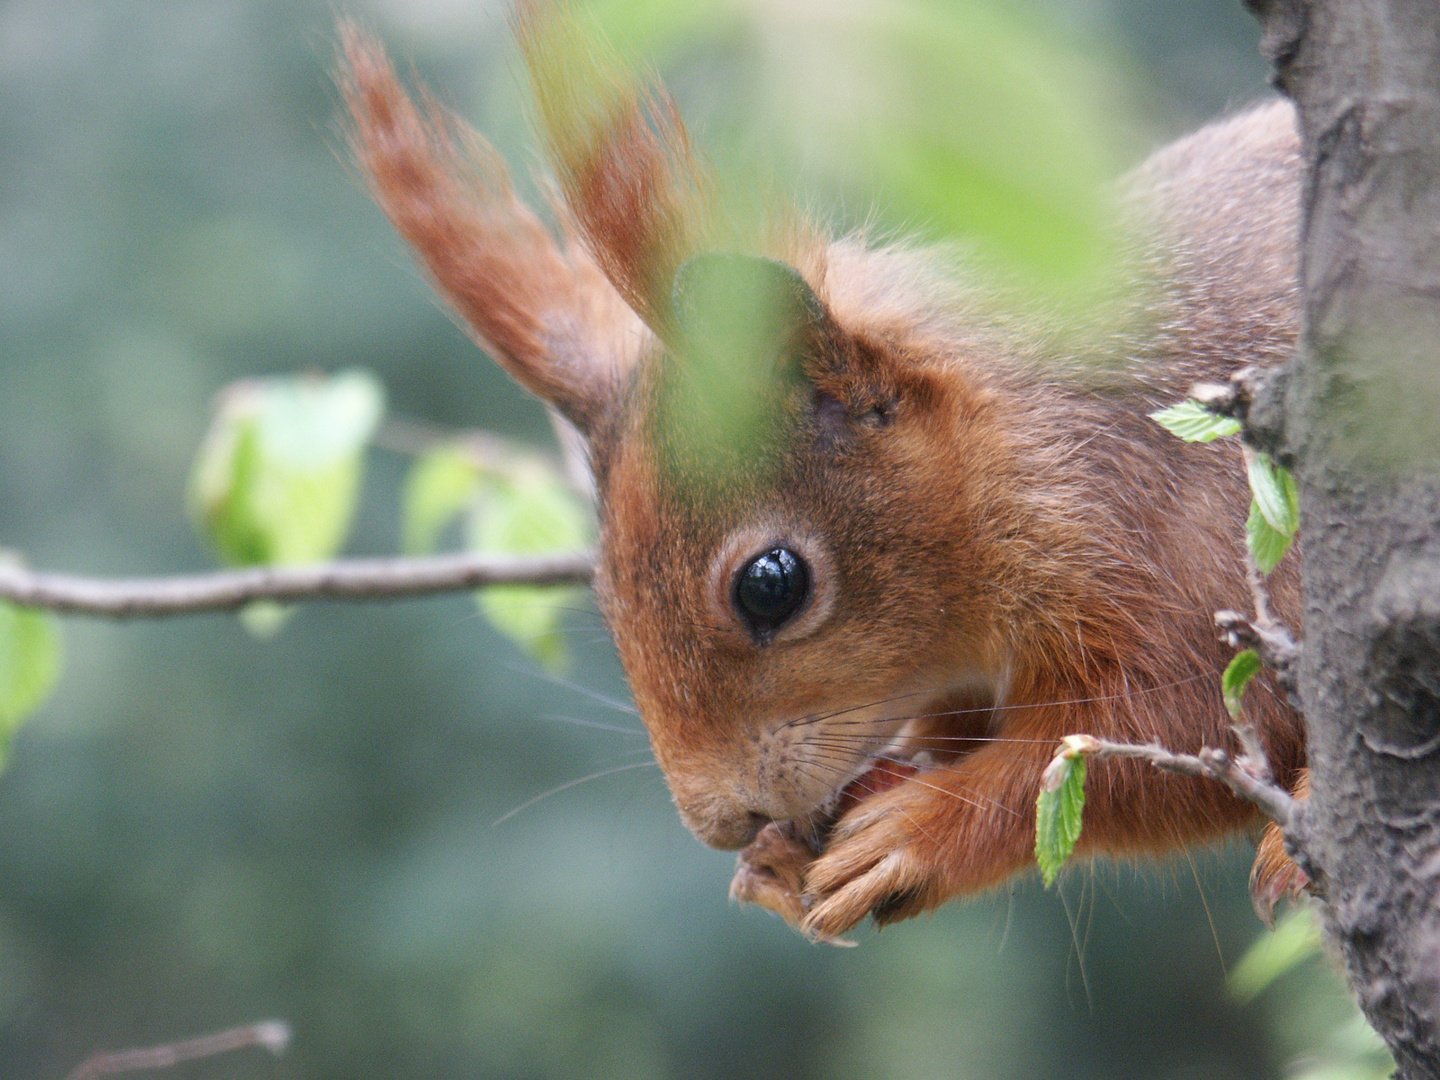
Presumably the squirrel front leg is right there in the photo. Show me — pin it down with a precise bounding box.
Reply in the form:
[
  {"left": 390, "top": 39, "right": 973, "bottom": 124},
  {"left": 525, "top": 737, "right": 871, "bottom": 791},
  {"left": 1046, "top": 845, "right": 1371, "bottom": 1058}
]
[
  {"left": 799, "top": 727, "right": 1054, "bottom": 939},
  {"left": 799, "top": 697, "right": 1260, "bottom": 939}
]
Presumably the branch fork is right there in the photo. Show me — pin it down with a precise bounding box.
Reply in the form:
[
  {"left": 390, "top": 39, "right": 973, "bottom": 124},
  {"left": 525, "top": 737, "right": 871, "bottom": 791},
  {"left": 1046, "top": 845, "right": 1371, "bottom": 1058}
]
[{"left": 1044, "top": 732, "right": 1296, "bottom": 828}]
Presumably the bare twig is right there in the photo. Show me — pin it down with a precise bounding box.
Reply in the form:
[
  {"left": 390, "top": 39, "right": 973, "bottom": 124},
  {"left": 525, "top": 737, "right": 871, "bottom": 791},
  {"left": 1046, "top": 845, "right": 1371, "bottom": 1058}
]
[
  {"left": 1217, "top": 600, "right": 1301, "bottom": 701},
  {"left": 1217, "top": 609, "right": 1302, "bottom": 698},
  {"left": 0, "top": 551, "right": 595, "bottom": 619},
  {"left": 1228, "top": 709, "right": 1274, "bottom": 785},
  {"left": 1212, "top": 445, "right": 1303, "bottom": 703},
  {"left": 64, "top": 1020, "right": 290, "bottom": 1080},
  {"left": 373, "top": 417, "right": 546, "bottom": 471},
  {"left": 373, "top": 415, "right": 595, "bottom": 501},
  {"left": 1047, "top": 733, "right": 1295, "bottom": 827},
  {"left": 1190, "top": 367, "right": 1254, "bottom": 421}
]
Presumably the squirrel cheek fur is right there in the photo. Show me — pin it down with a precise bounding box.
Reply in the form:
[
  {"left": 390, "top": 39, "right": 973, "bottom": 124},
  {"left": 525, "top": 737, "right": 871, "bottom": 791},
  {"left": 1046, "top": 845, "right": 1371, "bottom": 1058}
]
[{"left": 341, "top": 14, "right": 1308, "bottom": 939}]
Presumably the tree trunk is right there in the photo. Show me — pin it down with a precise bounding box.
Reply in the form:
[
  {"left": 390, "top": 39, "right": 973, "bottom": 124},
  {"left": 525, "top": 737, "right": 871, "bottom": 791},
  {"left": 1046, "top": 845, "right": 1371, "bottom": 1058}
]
[{"left": 1244, "top": 1, "right": 1440, "bottom": 1074}]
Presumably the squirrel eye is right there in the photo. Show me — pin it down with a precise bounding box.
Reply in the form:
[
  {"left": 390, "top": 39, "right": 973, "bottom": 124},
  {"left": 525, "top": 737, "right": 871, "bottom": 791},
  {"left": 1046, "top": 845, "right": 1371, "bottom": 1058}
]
[{"left": 733, "top": 547, "right": 810, "bottom": 638}]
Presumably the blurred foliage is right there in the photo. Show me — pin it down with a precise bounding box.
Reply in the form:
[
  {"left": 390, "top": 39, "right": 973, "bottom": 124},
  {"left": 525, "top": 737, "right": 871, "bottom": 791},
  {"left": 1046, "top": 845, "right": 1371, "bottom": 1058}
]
[
  {"left": 402, "top": 444, "right": 487, "bottom": 558},
  {"left": 1230, "top": 907, "right": 1394, "bottom": 1079},
  {"left": 402, "top": 440, "right": 591, "bottom": 670},
  {"left": 462, "top": 468, "right": 590, "bottom": 672},
  {"left": 586, "top": 0, "right": 1136, "bottom": 305},
  {"left": 0, "top": 596, "right": 61, "bottom": 760},
  {"left": 1230, "top": 904, "right": 1324, "bottom": 1004},
  {"left": 188, "top": 370, "right": 385, "bottom": 570},
  {"left": 0, "top": 0, "right": 1345, "bottom": 1079},
  {"left": 658, "top": 253, "right": 824, "bottom": 487},
  {"left": 187, "top": 369, "right": 384, "bottom": 635}
]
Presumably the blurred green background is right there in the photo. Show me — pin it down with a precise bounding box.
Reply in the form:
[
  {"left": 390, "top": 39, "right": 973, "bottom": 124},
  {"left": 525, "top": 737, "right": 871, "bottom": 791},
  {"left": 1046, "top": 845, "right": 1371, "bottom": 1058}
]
[{"left": 0, "top": 1, "right": 1362, "bottom": 1077}]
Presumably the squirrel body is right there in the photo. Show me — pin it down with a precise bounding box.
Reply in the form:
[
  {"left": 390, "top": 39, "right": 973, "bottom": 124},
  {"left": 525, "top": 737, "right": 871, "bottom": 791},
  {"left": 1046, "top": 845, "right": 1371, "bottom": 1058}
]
[{"left": 342, "top": 18, "right": 1305, "bottom": 940}]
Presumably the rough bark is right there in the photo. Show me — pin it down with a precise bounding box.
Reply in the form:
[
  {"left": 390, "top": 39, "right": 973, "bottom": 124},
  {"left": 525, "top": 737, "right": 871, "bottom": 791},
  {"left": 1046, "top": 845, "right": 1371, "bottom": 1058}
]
[{"left": 1244, "top": 1, "right": 1440, "bottom": 1074}]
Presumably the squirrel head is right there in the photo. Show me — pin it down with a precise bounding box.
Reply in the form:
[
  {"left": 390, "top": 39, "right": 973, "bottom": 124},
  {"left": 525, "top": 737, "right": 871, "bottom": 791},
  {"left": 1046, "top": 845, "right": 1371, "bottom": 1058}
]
[
  {"left": 342, "top": 11, "right": 1024, "bottom": 850},
  {"left": 590, "top": 250, "right": 1019, "bottom": 847}
]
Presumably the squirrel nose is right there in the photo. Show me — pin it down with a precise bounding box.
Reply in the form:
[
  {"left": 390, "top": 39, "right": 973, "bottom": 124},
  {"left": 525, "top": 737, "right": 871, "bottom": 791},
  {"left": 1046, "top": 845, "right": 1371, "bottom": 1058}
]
[{"left": 684, "top": 807, "right": 770, "bottom": 850}]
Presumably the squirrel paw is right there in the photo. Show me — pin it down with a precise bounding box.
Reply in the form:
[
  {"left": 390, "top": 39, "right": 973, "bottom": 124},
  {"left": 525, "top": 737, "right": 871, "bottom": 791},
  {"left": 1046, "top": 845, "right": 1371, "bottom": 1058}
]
[
  {"left": 799, "top": 786, "right": 948, "bottom": 940},
  {"left": 731, "top": 823, "right": 858, "bottom": 947},
  {"left": 1249, "top": 769, "right": 1312, "bottom": 927},
  {"left": 1250, "top": 820, "right": 1311, "bottom": 927}
]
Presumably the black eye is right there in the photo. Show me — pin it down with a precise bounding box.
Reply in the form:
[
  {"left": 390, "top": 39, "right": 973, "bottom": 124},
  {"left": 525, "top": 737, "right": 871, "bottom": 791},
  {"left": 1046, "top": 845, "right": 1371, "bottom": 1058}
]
[{"left": 733, "top": 547, "right": 810, "bottom": 638}]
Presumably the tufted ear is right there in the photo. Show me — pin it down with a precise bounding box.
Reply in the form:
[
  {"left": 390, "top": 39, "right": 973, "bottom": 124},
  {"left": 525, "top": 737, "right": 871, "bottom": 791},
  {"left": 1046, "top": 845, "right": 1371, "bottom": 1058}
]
[
  {"left": 339, "top": 23, "right": 643, "bottom": 437},
  {"left": 514, "top": 2, "right": 710, "bottom": 342},
  {"left": 343, "top": 7, "right": 829, "bottom": 441},
  {"left": 515, "top": 4, "right": 829, "bottom": 340}
]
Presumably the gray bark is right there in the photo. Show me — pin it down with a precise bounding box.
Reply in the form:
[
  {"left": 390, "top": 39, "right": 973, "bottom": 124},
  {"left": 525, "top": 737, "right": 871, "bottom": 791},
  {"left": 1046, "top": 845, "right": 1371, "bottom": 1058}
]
[{"left": 1244, "top": 1, "right": 1440, "bottom": 1074}]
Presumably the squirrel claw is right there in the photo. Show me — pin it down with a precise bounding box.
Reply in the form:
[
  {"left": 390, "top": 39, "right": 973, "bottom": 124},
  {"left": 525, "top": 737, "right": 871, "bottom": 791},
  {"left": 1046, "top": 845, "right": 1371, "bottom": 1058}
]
[
  {"left": 1249, "top": 771, "right": 1312, "bottom": 928},
  {"left": 731, "top": 822, "right": 857, "bottom": 946},
  {"left": 1250, "top": 818, "right": 1311, "bottom": 928},
  {"left": 801, "top": 797, "right": 944, "bottom": 939},
  {"left": 802, "top": 848, "right": 932, "bottom": 939}
]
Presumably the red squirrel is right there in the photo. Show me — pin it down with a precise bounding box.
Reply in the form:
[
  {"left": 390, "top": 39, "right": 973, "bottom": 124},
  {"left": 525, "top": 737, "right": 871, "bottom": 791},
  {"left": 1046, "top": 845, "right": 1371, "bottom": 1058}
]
[{"left": 339, "top": 9, "right": 1306, "bottom": 942}]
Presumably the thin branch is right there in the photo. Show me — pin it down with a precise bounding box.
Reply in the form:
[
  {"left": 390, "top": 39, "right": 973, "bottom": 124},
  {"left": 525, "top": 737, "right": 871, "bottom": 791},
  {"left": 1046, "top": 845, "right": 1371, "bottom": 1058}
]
[
  {"left": 1216, "top": 599, "right": 1302, "bottom": 701},
  {"left": 1191, "top": 379, "right": 1303, "bottom": 696},
  {"left": 1190, "top": 367, "right": 1253, "bottom": 421},
  {"left": 0, "top": 551, "right": 595, "bottom": 619},
  {"left": 373, "top": 416, "right": 545, "bottom": 470},
  {"left": 1215, "top": 448, "right": 1303, "bottom": 702},
  {"left": 64, "top": 1020, "right": 290, "bottom": 1080},
  {"left": 1048, "top": 733, "right": 1296, "bottom": 827}
]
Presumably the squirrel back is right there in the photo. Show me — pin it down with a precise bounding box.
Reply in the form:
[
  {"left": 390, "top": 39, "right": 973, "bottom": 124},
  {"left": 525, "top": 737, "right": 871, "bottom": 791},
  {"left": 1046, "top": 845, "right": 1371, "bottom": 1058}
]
[{"left": 341, "top": 16, "right": 1304, "bottom": 940}]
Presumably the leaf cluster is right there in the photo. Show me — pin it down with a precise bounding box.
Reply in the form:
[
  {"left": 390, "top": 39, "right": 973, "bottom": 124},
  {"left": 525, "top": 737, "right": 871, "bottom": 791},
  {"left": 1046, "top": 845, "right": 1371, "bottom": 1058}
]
[
  {"left": 404, "top": 443, "right": 591, "bottom": 671},
  {"left": 1151, "top": 400, "right": 1299, "bottom": 574},
  {"left": 0, "top": 370, "right": 593, "bottom": 753}
]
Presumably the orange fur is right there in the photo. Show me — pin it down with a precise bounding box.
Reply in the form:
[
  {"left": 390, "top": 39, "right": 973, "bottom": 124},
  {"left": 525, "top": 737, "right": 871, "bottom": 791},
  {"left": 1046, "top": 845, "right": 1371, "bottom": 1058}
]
[
  {"left": 338, "top": 23, "right": 642, "bottom": 433},
  {"left": 341, "top": 12, "right": 1306, "bottom": 939},
  {"left": 1252, "top": 770, "right": 1312, "bottom": 926}
]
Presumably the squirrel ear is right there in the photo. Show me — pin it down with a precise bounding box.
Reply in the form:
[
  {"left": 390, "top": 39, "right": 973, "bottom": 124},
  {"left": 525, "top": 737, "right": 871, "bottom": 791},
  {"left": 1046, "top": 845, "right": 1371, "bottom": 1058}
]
[
  {"left": 340, "top": 24, "right": 639, "bottom": 437},
  {"left": 670, "top": 253, "right": 832, "bottom": 384}
]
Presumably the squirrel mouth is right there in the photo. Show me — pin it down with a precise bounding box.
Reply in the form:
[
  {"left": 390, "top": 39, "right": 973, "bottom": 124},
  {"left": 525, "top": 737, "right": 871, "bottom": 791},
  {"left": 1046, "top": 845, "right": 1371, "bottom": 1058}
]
[
  {"left": 777, "top": 684, "right": 1000, "bottom": 853},
  {"left": 731, "top": 692, "right": 991, "bottom": 940},
  {"left": 777, "top": 747, "right": 929, "bottom": 854},
  {"left": 730, "top": 744, "right": 934, "bottom": 944}
]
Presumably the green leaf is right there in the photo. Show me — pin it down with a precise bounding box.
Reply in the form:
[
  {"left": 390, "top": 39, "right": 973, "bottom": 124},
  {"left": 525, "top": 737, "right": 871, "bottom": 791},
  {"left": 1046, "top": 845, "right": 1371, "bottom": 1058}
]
[
  {"left": 0, "top": 600, "right": 62, "bottom": 762},
  {"left": 1222, "top": 649, "right": 1263, "bottom": 720},
  {"left": 189, "top": 370, "right": 384, "bottom": 567},
  {"left": 1149, "top": 400, "right": 1242, "bottom": 443},
  {"left": 238, "top": 601, "right": 290, "bottom": 640},
  {"left": 1228, "top": 906, "right": 1323, "bottom": 1003},
  {"left": 402, "top": 445, "right": 485, "bottom": 556},
  {"left": 466, "top": 467, "right": 592, "bottom": 671},
  {"left": 1035, "top": 753, "right": 1087, "bottom": 887},
  {"left": 1247, "top": 498, "right": 1293, "bottom": 575},
  {"left": 188, "top": 370, "right": 386, "bottom": 567},
  {"left": 255, "top": 369, "right": 385, "bottom": 470},
  {"left": 1247, "top": 451, "right": 1300, "bottom": 538}
]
